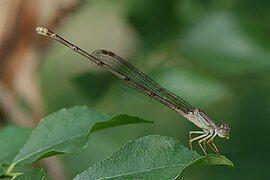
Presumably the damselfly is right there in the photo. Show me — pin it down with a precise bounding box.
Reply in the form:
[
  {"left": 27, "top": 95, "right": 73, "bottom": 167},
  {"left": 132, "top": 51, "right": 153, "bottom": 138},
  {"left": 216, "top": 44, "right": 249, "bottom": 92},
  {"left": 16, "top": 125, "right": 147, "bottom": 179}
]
[{"left": 36, "top": 27, "right": 230, "bottom": 155}]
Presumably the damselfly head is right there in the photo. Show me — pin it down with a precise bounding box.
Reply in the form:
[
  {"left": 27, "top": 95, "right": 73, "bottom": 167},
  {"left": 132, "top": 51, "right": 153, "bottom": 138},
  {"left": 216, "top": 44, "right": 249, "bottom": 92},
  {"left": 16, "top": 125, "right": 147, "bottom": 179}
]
[{"left": 217, "top": 123, "right": 230, "bottom": 139}]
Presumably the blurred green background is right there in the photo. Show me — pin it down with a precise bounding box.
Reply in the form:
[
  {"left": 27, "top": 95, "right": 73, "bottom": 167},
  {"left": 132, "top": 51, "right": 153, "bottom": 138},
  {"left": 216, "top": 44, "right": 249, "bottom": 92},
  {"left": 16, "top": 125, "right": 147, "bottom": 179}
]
[{"left": 40, "top": 0, "right": 270, "bottom": 179}]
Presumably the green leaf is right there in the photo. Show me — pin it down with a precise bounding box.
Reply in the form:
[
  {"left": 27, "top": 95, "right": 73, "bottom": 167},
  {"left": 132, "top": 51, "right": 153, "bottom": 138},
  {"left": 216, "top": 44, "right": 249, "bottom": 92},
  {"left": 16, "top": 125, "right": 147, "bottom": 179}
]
[
  {"left": 90, "top": 114, "right": 153, "bottom": 134},
  {"left": 74, "top": 135, "right": 233, "bottom": 180},
  {"left": 13, "top": 106, "right": 152, "bottom": 165},
  {"left": 0, "top": 164, "right": 6, "bottom": 176},
  {"left": 0, "top": 127, "right": 32, "bottom": 164},
  {"left": 15, "top": 169, "right": 45, "bottom": 180},
  {"left": 194, "top": 154, "right": 234, "bottom": 167}
]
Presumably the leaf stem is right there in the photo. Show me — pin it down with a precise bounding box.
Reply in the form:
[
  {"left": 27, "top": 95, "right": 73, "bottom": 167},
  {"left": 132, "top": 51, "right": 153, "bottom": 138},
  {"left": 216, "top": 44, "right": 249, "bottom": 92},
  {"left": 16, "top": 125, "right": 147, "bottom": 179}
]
[{"left": 6, "top": 163, "right": 16, "bottom": 174}]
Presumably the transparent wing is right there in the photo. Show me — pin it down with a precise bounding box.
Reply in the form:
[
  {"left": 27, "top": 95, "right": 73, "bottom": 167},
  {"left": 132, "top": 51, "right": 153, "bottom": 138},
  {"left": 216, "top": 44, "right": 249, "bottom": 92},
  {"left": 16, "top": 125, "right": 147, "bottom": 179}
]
[{"left": 92, "top": 49, "right": 195, "bottom": 113}]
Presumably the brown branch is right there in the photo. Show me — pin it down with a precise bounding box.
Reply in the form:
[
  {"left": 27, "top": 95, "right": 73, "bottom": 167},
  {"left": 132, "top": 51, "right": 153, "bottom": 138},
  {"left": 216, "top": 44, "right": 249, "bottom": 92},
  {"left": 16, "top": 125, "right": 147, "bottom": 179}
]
[
  {"left": 0, "top": 0, "right": 85, "bottom": 179},
  {"left": 0, "top": 81, "right": 33, "bottom": 126}
]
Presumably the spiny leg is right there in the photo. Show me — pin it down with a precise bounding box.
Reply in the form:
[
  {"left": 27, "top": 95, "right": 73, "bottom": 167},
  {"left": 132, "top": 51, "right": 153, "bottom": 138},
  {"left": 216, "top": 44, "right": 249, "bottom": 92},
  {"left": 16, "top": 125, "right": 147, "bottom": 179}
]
[
  {"left": 203, "top": 140, "right": 206, "bottom": 151},
  {"left": 189, "top": 131, "right": 204, "bottom": 140},
  {"left": 206, "top": 134, "right": 220, "bottom": 155},
  {"left": 198, "top": 135, "right": 211, "bottom": 155},
  {"left": 208, "top": 142, "right": 220, "bottom": 155},
  {"left": 189, "top": 131, "right": 207, "bottom": 152},
  {"left": 203, "top": 132, "right": 215, "bottom": 153},
  {"left": 198, "top": 132, "right": 213, "bottom": 155},
  {"left": 189, "top": 132, "right": 208, "bottom": 159},
  {"left": 206, "top": 140, "right": 218, "bottom": 154}
]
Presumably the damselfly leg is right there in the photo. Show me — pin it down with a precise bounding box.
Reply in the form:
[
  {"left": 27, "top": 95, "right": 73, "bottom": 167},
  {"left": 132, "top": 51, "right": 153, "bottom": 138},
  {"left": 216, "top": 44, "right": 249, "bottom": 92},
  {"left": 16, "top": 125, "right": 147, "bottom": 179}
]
[
  {"left": 189, "top": 131, "right": 208, "bottom": 158},
  {"left": 198, "top": 131, "right": 214, "bottom": 155},
  {"left": 207, "top": 134, "right": 220, "bottom": 155},
  {"left": 189, "top": 130, "right": 220, "bottom": 157}
]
